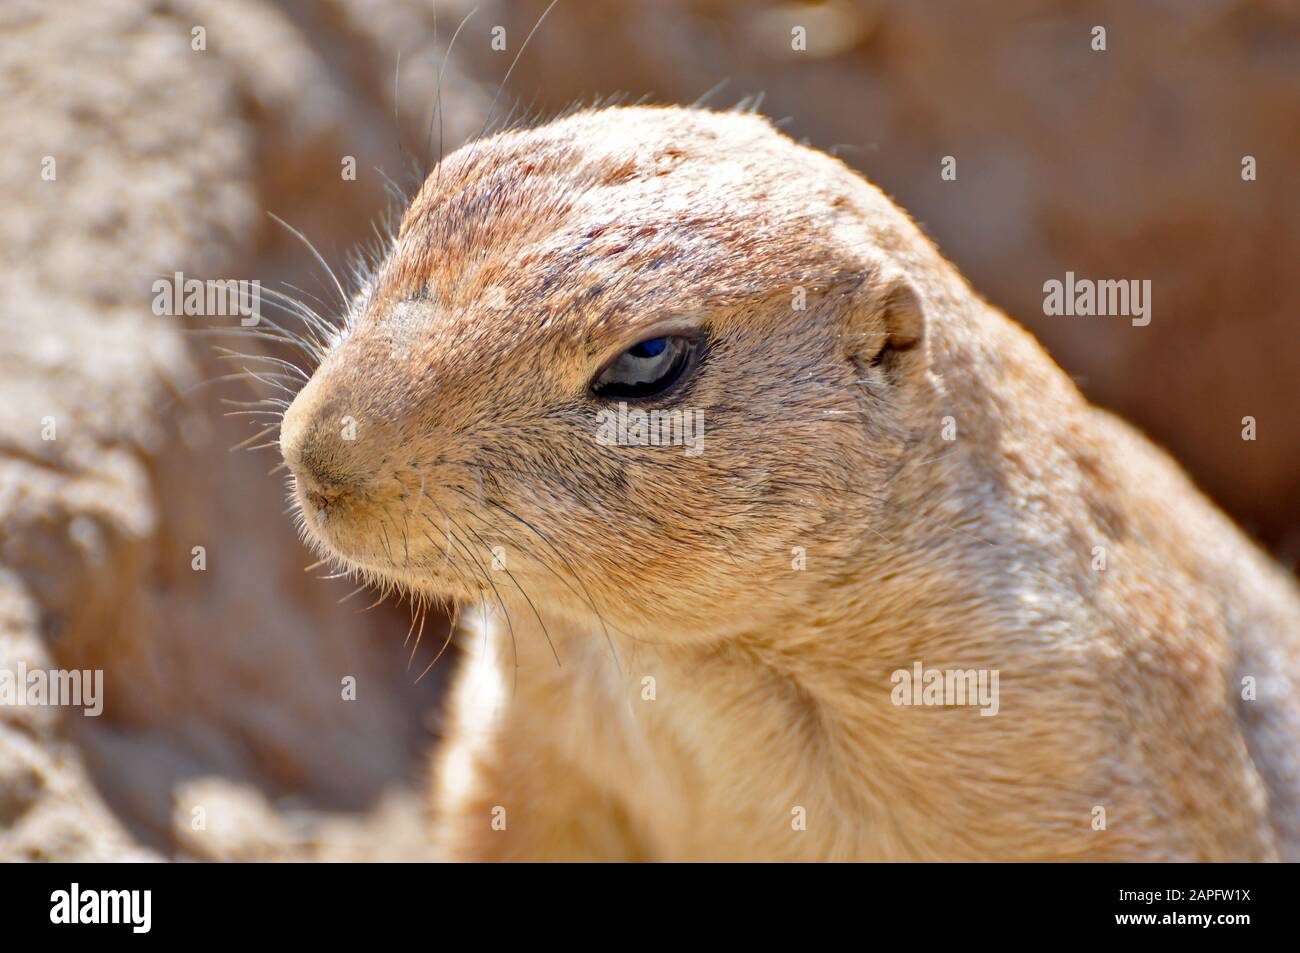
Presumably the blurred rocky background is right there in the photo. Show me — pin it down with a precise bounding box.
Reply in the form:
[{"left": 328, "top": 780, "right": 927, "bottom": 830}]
[{"left": 0, "top": 0, "right": 1296, "bottom": 860}]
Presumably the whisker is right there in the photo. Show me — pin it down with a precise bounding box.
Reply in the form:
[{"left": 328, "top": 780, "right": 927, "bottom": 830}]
[
  {"left": 338, "top": 584, "right": 368, "bottom": 605},
  {"left": 463, "top": 0, "right": 558, "bottom": 163},
  {"left": 448, "top": 523, "right": 519, "bottom": 695},
  {"left": 229, "top": 424, "right": 279, "bottom": 452},
  {"left": 463, "top": 521, "right": 560, "bottom": 667},
  {"left": 481, "top": 496, "right": 620, "bottom": 673},
  {"left": 267, "top": 212, "right": 350, "bottom": 313},
  {"left": 428, "top": 6, "right": 478, "bottom": 185}
]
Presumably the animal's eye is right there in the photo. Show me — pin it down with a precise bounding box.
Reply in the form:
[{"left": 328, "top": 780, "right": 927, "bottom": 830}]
[{"left": 590, "top": 335, "right": 696, "bottom": 400}]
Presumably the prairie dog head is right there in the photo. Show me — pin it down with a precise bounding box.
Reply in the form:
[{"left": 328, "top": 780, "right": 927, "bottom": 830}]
[{"left": 280, "top": 105, "right": 936, "bottom": 644}]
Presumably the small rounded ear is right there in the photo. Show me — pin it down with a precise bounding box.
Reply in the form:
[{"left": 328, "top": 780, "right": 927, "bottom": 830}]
[
  {"left": 880, "top": 278, "right": 925, "bottom": 353},
  {"left": 848, "top": 274, "right": 926, "bottom": 381}
]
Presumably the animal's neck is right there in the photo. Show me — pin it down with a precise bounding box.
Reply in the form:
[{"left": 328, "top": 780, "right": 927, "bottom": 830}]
[{"left": 500, "top": 550, "right": 1017, "bottom": 857}]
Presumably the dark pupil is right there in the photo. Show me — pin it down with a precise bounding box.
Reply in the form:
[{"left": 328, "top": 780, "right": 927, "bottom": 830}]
[{"left": 631, "top": 337, "right": 668, "bottom": 358}]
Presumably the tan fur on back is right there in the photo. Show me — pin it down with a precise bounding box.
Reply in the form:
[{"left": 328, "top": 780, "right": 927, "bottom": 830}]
[{"left": 279, "top": 106, "right": 1300, "bottom": 860}]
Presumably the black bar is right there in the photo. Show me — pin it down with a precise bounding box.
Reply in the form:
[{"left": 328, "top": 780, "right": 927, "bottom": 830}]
[{"left": 0, "top": 862, "right": 1281, "bottom": 940}]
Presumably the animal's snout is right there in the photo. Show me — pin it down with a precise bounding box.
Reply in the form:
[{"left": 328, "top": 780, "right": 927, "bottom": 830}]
[
  {"left": 280, "top": 377, "right": 372, "bottom": 514},
  {"left": 293, "top": 446, "right": 361, "bottom": 512}
]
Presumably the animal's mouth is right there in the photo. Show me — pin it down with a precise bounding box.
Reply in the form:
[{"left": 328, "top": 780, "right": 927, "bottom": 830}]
[
  {"left": 294, "top": 489, "right": 485, "bottom": 602},
  {"left": 303, "top": 487, "right": 339, "bottom": 512}
]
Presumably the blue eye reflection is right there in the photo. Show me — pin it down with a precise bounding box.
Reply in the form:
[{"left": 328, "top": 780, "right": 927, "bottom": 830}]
[
  {"left": 631, "top": 337, "right": 668, "bottom": 358},
  {"left": 590, "top": 334, "right": 697, "bottom": 400}
]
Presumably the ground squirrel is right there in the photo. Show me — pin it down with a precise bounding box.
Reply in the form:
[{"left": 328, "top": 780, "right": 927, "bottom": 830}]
[{"left": 279, "top": 105, "right": 1300, "bottom": 861}]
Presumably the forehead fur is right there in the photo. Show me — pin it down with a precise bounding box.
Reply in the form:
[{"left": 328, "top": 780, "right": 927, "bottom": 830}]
[{"left": 363, "top": 106, "right": 910, "bottom": 352}]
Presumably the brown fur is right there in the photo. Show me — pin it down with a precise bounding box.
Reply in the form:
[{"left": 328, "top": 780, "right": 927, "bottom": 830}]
[{"left": 279, "top": 106, "right": 1300, "bottom": 860}]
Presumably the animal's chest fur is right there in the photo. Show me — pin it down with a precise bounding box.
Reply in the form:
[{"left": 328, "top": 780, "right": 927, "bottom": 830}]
[
  {"left": 452, "top": 589, "right": 1272, "bottom": 860},
  {"left": 471, "top": 611, "right": 916, "bottom": 860}
]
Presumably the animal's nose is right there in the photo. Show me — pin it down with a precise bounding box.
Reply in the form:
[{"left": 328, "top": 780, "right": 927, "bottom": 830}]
[
  {"left": 293, "top": 448, "right": 359, "bottom": 513},
  {"left": 280, "top": 379, "right": 368, "bottom": 512}
]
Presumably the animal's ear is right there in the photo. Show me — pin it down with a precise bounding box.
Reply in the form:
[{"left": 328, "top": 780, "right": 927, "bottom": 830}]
[{"left": 846, "top": 272, "right": 926, "bottom": 383}]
